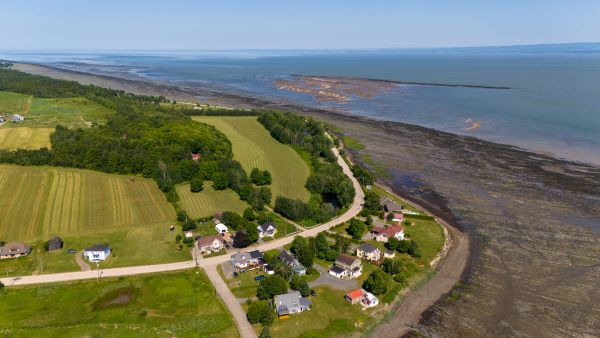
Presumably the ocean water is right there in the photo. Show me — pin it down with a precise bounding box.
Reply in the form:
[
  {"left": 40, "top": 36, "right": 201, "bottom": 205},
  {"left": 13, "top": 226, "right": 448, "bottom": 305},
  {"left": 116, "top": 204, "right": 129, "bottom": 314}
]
[{"left": 2, "top": 50, "right": 599, "bottom": 165}]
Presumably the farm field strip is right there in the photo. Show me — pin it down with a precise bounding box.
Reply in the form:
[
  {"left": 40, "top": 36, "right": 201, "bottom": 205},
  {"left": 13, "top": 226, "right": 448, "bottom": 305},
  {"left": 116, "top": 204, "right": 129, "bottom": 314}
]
[
  {"left": 193, "top": 116, "right": 310, "bottom": 202},
  {"left": 0, "top": 90, "right": 31, "bottom": 113},
  {"left": 0, "top": 127, "right": 54, "bottom": 150},
  {"left": 0, "top": 165, "right": 176, "bottom": 242},
  {"left": 176, "top": 181, "right": 249, "bottom": 218}
]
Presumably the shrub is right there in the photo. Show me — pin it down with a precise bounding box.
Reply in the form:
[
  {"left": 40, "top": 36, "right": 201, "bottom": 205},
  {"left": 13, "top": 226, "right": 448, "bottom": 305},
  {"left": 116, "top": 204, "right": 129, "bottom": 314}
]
[
  {"left": 363, "top": 270, "right": 392, "bottom": 295},
  {"left": 259, "top": 325, "right": 273, "bottom": 338},
  {"left": 382, "top": 259, "right": 401, "bottom": 275},
  {"left": 190, "top": 177, "right": 203, "bottom": 192},
  {"left": 290, "top": 275, "right": 310, "bottom": 297},
  {"left": 247, "top": 300, "right": 274, "bottom": 325}
]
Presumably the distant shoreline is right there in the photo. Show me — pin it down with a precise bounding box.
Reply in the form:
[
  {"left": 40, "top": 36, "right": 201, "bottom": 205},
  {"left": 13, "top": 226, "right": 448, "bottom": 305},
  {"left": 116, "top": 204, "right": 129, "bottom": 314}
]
[{"left": 290, "top": 74, "right": 512, "bottom": 90}]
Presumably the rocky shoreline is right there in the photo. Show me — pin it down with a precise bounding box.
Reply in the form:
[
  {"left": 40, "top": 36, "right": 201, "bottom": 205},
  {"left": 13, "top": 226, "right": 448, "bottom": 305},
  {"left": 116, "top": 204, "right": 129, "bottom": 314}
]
[{"left": 11, "top": 62, "right": 600, "bottom": 337}]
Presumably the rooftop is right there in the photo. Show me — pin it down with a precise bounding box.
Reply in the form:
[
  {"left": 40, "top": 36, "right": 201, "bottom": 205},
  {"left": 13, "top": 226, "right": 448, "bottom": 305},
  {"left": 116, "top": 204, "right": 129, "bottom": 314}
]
[
  {"left": 358, "top": 243, "right": 378, "bottom": 253},
  {"left": 336, "top": 253, "right": 359, "bottom": 266},
  {"left": 198, "top": 235, "right": 223, "bottom": 246},
  {"left": 84, "top": 243, "right": 110, "bottom": 252}
]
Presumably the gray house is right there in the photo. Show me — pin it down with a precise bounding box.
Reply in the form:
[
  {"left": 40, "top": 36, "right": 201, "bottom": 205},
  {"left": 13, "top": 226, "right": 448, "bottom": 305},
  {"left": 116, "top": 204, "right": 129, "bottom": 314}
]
[
  {"left": 0, "top": 242, "right": 32, "bottom": 259},
  {"left": 380, "top": 197, "right": 403, "bottom": 213},
  {"left": 274, "top": 291, "right": 312, "bottom": 318},
  {"left": 47, "top": 236, "right": 64, "bottom": 252}
]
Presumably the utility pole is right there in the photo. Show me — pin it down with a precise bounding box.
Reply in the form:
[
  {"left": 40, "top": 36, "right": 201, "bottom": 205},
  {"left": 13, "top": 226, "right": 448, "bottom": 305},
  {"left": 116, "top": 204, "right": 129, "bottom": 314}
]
[{"left": 96, "top": 261, "right": 100, "bottom": 283}]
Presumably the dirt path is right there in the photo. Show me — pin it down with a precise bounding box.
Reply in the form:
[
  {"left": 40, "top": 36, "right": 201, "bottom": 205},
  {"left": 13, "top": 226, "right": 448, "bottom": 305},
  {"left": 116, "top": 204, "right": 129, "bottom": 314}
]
[
  {"left": 75, "top": 252, "right": 91, "bottom": 271},
  {"left": 369, "top": 216, "right": 469, "bottom": 337},
  {"left": 204, "top": 264, "right": 257, "bottom": 338}
]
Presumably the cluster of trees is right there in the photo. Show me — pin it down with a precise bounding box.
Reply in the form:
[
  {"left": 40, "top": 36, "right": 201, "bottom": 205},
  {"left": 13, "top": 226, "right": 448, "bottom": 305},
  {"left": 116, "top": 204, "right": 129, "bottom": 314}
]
[
  {"left": 351, "top": 165, "right": 375, "bottom": 186},
  {"left": 220, "top": 211, "right": 259, "bottom": 247},
  {"left": 313, "top": 232, "right": 350, "bottom": 262},
  {"left": 258, "top": 111, "right": 355, "bottom": 223},
  {"left": 346, "top": 218, "right": 367, "bottom": 240},
  {"left": 385, "top": 237, "right": 421, "bottom": 258},
  {"left": 250, "top": 168, "right": 272, "bottom": 186}
]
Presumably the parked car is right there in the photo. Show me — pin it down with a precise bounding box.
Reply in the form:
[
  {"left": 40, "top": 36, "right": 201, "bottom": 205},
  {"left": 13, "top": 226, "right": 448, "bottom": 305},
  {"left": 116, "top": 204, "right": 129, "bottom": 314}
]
[
  {"left": 67, "top": 249, "right": 77, "bottom": 254},
  {"left": 233, "top": 271, "right": 239, "bottom": 278},
  {"left": 254, "top": 275, "right": 266, "bottom": 281},
  {"left": 310, "top": 289, "right": 317, "bottom": 296}
]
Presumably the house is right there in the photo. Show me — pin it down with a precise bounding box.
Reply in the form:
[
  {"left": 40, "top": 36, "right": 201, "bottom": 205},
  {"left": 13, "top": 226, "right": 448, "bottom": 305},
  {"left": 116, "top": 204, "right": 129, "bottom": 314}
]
[
  {"left": 191, "top": 153, "right": 201, "bottom": 162},
  {"left": 257, "top": 221, "right": 277, "bottom": 238},
  {"left": 11, "top": 114, "right": 24, "bottom": 122},
  {"left": 386, "top": 213, "right": 404, "bottom": 223},
  {"left": 264, "top": 264, "right": 275, "bottom": 275},
  {"left": 383, "top": 250, "right": 396, "bottom": 259},
  {"left": 380, "top": 197, "right": 403, "bottom": 213},
  {"left": 0, "top": 242, "right": 31, "bottom": 259},
  {"left": 47, "top": 236, "right": 64, "bottom": 252},
  {"left": 279, "top": 250, "right": 306, "bottom": 275},
  {"left": 372, "top": 224, "right": 405, "bottom": 242},
  {"left": 230, "top": 250, "right": 264, "bottom": 271},
  {"left": 184, "top": 231, "right": 194, "bottom": 238},
  {"left": 345, "top": 289, "right": 364, "bottom": 304},
  {"left": 345, "top": 289, "right": 379, "bottom": 308},
  {"left": 197, "top": 235, "right": 225, "bottom": 254},
  {"left": 215, "top": 223, "right": 229, "bottom": 235},
  {"left": 83, "top": 243, "right": 111, "bottom": 262},
  {"left": 356, "top": 243, "right": 381, "bottom": 262},
  {"left": 329, "top": 254, "right": 362, "bottom": 279},
  {"left": 274, "top": 291, "right": 312, "bottom": 319}
]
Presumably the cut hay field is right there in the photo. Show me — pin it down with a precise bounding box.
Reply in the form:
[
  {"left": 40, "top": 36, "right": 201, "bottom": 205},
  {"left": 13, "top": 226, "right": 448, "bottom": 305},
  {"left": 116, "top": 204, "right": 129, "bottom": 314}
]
[
  {"left": 176, "top": 181, "right": 249, "bottom": 218},
  {"left": 192, "top": 116, "right": 310, "bottom": 203},
  {"left": 0, "top": 91, "right": 31, "bottom": 113},
  {"left": 0, "top": 270, "right": 238, "bottom": 337},
  {"left": 0, "top": 165, "right": 185, "bottom": 274},
  {"left": 0, "top": 127, "right": 53, "bottom": 149}
]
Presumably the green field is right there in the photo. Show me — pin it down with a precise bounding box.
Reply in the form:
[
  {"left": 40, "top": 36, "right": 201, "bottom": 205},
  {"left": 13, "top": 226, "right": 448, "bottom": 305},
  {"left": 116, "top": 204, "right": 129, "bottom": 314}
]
[
  {"left": 0, "top": 127, "right": 53, "bottom": 149},
  {"left": 0, "top": 91, "right": 31, "bottom": 113},
  {"left": 0, "top": 165, "right": 185, "bottom": 274},
  {"left": 192, "top": 116, "right": 310, "bottom": 203},
  {"left": 0, "top": 270, "right": 238, "bottom": 338},
  {"left": 176, "top": 181, "right": 249, "bottom": 218}
]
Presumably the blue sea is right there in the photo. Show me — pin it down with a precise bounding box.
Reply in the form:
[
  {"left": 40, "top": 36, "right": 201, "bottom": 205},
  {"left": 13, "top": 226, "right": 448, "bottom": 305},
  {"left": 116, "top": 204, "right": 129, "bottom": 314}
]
[{"left": 2, "top": 50, "right": 599, "bottom": 165}]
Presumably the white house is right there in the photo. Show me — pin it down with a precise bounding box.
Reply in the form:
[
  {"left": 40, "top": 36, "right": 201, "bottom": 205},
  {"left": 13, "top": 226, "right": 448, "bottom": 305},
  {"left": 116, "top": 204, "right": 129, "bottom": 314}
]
[
  {"left": 215, "top": 223, "right": 228, "bottom": 234},
  {"left": 329, "top": 254, "right": 362, "bottom": 279},
  {"left": 197, "top": 235, "right": 225, "bottom": 254},
  {"left": 356, "top": 243, "right": 381, "bottom": 262},
  {"left": 257, "top": 221, "right": 277, "bottom": 238},
  {"left": 83, "top": 243, "right": 111, "bottom": 262},
  {"left": 11, "top": 114, "right": 24, "bottom": 122}
]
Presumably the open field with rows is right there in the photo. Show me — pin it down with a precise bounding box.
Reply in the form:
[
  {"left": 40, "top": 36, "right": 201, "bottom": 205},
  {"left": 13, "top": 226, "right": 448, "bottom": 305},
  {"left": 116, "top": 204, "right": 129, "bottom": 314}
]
[
  {"left": 176, "top": 181, "right": 249, "bottom": 218},
  {"left": 0, "top": 127, "right": 53, "bottom": 149},
  {"left": 193, "top": 116, "right": 311, "bottom": 203},
  {"left": 0, "top": 270, "right": 238, "bottom": 337},
  {"left": 0, "top": 165, "right": 186, "bottom": 274}
]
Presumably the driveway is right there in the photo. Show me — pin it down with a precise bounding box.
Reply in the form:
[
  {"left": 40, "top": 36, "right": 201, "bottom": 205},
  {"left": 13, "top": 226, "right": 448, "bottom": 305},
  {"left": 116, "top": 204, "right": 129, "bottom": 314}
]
[
  {"left": 75, "top": 251, "right": 91, "bottom": 271},
  {"left": 308, "top": 265, "right": 358, "bottom": 291}
]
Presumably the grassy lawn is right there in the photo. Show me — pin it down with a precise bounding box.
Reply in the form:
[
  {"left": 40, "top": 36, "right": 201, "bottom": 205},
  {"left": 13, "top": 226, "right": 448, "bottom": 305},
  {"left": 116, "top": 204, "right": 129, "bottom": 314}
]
[
  {"left": 266, "top": 212, "right": 298, "bottom": 240},
  {"left": 0, "top": 127, "right": 53, "bottom": 149},
  {"left": 176, "top": 181, "right": 249, "bottom": 218},
  {"left": 0, "top": 270, "right": 239, "bottom": 338},
  {"left": 218, "top": 264, "right": 264, "bottom": 299},
  {"left": 0, "top": 164, "right": 187, "bottom": 275},
  {"left": 3, "top": 96, "right": 113, "bottom": 129},
  {"left": 266, "top": 285, "right": 374, "bottom": 338},
  {"left": 192, "top": 116, "right": 310, "bottom": 203},
  {"left": 0, "top": 91, "right": 31, "bottom": 113}
]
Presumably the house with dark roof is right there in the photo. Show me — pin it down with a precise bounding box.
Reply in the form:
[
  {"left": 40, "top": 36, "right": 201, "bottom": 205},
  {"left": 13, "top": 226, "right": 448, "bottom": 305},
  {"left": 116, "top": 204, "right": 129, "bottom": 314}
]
[
  {"left": 329, "top": 254, "right": 362, "bottom": 279},
  {"left": 372, "top": 224, "right": 405, "bottom": 242},
  {"left": 279, "top": 250, "right": 306, "bottom": 275},
  {"left": 197, "top": 235, "right": 225, "bottom": 254},
  {"left": 356, "top": 243, "right": 381, "bottom": 262},
  {"left": 11, "top": 114, "right": 24, "bottom": 122},
  {"left": 257, "top": 221, "right": 277, "bottom": 238},
  {"left": 83, "top": 243, "right": 111, "bottom": 262},
  {"left": 274, "top": 291, "right": 312, "bottom": 319},
  {"left": 0, "top": 242, "right": 31, "bottom": 259},
  {"left": 47, "top": 236, "right": 64, "bottom": 252},
  {"left": 230, "top": 250, "right": 264, "bottom": 271},
  {"left": 380, "top": 197, "right": 403, "bottom": 213}
]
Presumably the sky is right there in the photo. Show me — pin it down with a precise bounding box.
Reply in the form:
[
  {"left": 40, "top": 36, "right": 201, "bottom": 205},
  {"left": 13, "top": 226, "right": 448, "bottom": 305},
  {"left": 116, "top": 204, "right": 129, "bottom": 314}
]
[{"left": 1, "top": 0, "right": 599, "bottom": 50}]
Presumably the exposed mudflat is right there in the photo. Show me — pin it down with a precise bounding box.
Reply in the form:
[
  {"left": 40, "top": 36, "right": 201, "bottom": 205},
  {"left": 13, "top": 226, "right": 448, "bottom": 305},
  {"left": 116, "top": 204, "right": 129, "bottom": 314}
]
[{"left": 14, "top": 62, "right": 600, "bottom": 337}]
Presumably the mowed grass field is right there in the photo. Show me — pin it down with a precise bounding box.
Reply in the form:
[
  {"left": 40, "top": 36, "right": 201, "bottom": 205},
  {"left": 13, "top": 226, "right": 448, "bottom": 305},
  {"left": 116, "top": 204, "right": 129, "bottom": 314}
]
[
  {"left": 0, "top": 165, "right": 186, "bottom": 274},
  {"left": 0, "top": 91, "right": 31, "bottom": 113},
  {"left": 0, "top": 270, "right": 238, "bottom": 338},
  {"left": 0, "top": 127, "right": 53, "bottom": 149},
  {"left": 176, "top": 181, "right": 249, "bottom": 218},
  {"left": 193, "top": 116, "right": 310, "bottom": 203}
]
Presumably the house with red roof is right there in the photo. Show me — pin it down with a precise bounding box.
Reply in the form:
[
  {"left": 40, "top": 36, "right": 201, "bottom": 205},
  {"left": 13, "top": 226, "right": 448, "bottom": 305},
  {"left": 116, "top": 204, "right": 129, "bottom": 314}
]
[
  {"left": 191, "top": 153, "right": 201, "bottom": 162},
  {"left": 345, "top": 289, "right": 364, "bottom": 304},
  {"left": 372, "top": 224, "right": 405, "bottom": 242}
]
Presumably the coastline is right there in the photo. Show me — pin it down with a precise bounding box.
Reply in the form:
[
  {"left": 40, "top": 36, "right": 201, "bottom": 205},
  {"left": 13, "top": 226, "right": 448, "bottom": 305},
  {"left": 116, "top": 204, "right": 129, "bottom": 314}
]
[{"left": 7, "top": 62, "right": 600, "bottom": 337}]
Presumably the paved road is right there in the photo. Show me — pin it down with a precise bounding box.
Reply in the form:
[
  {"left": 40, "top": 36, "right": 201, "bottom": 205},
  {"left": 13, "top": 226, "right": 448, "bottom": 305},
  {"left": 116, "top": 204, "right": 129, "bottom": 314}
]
[
  {"left": 309, "top": 264, "right": 357, "bottom": 291},
  {"left": 204, "top": 264, "right": 256, "bottom": 338}
]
